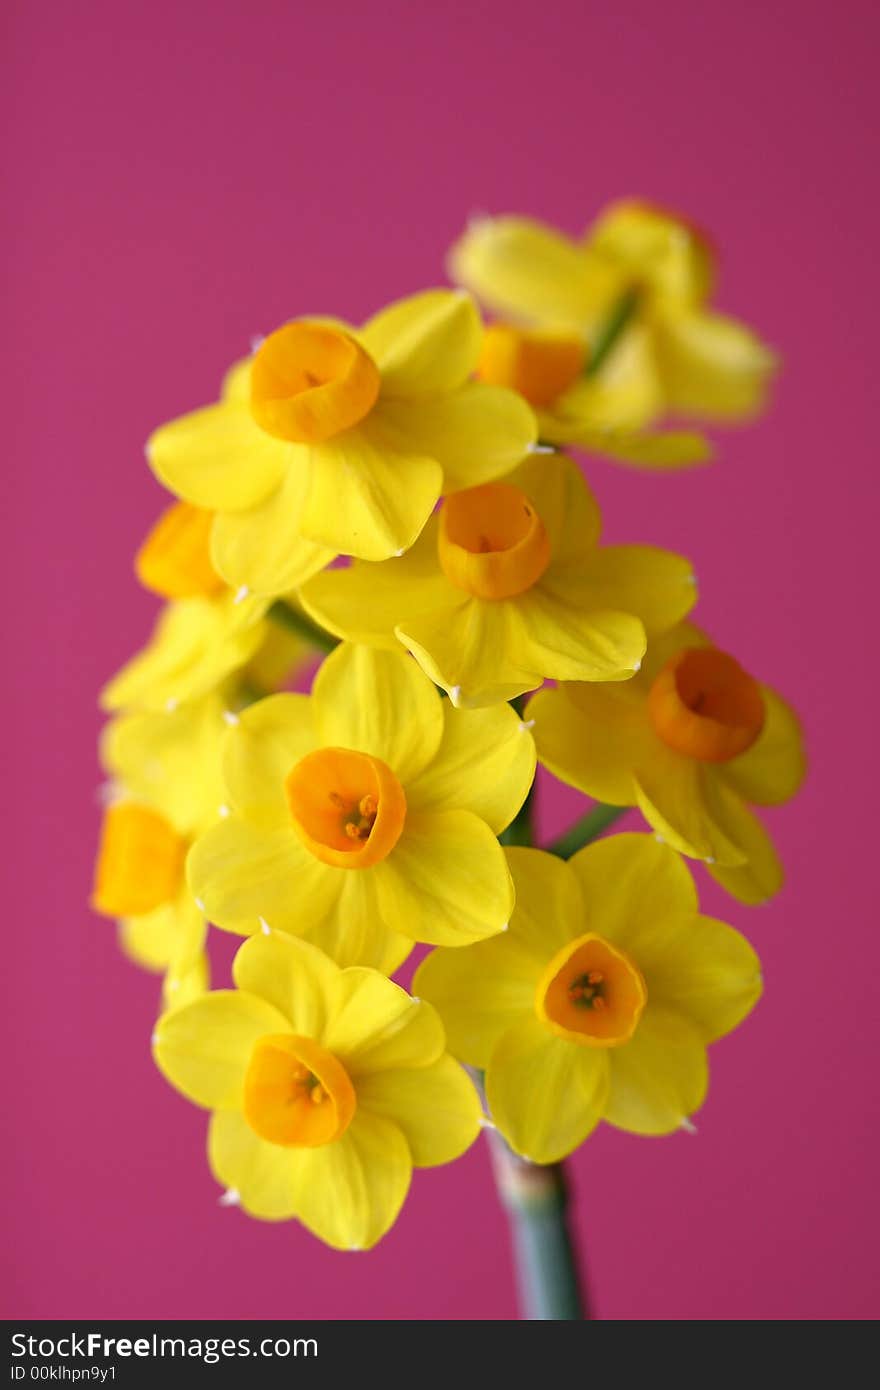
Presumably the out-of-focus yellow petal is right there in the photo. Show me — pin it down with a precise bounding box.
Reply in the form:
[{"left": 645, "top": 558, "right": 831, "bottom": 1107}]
[
  {"left": 527, "top": 680, "right": 647, "bottom": 807},
  {"left": 720, "top": 687, "right": 806, "bottom": 807},
  {"left": 551, "top": 544, "right": 697, "bottom": 635},
  {"left": 361, "top": 289, "right": 481, "bottom": 396},
  {"left": 355, "top": 1055, "right": 481, "bottom": 1166},
  {"left": 208, "top": 1109, "right": 299, "bottom": 1220},
  {"left": 223, "top": 693, "right": 315, "bottom": 830},
  {"left": 406, "top": 701, "right": 535, "bottom": 833},
  {"left": 585, "top": 200, "right": 715, "bottom": 306},
  {"left": 299, "top": 517, "right": 459, "bottom": 649},
  {"left": 312, "top": 644, "right": 444, "bottom": 785},
  {"left": 153, "top": 989, "right": 289, "bottom": 1109},
  {"left": 298, "top": 424, "right": 443, "bottom": 561},
  {"left": 231, "top": 930, "right": 338, "bottom": 1039},
  {"left": 162, "top": 952, "right": 209, "bottom": 1010},
  {"left": 557, "top": 425, "right": 712, "bottom": 470},
  {"left": 655, "top": 308, "right": 778, "bottom": 421},
  {"left": 413, "top": 938, "right": 537, "bottom": 1068},
  {"left": 568, "top": 833, "right": 698, "bottom": 943},
  {"left": 487, "top": 1016, "right": 609, "bottom": 1163},
  {"left": 100, "top": 594, "right": 268, "bottom": 714},
  {"left": 119, "top": 889, "right": 206, "bottom": 975},
  {"left": 243, "top": 615, "right": 312, "bottom": 692},
  {"left": 626, "top": 910, "right": 762, "bottom": 1043},
  {"left": 220, "top": 357, "right": 251, "bottom": 404},
  {"left": 147, "top": 403, "right": 290, "bottom": 511},
  {"left": 449, "top": 216, "right": 622, "bottom": 329},
  {"left": 702, "top": 777, "right": 784, "bottom": 904},
  {"left": 634, "top": 752, "right": 747, "bottom": 866},
  {"left": 289, "top": 1111, "right": 411, "bottom": 1249},
  {"left": 187, "top": 817, "right": 342, "bottom": 936},
  {"left": 211, "top": 462, "right": 335, "bottom": 596},
  {"left": 101, "top": 695, "right": 227, "bottom": 835},
  {"left": 604, "top": 1006, "right": 707, "bottom": 1136},
  {"left": 325, "top": 969, "right": 445, "bottom": 1073},
  {"left": 375, "top": 809, "right": 513, "bottom": 945},
  {"left": 557, "top": 325, "right": 665, "bottom": 430},
  {"left": 372, "top": 384, "right": 535, "bottom": 493}
]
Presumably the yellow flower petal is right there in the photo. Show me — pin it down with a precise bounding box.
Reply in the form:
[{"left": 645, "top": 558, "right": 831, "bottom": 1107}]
[
  {"left": 187, "top": 816, "right": 342, "bottom": 936},
  {"left": 303, "top": 871, "right": 413, "bottom": 974},
  {"left": 312, "top": 643, "right": 444, "bottom": 784},
  {"left": 559, "top": 325, "right": 665, "bottom": 430},
  {"left": 325, "top": 969, "right": 445, "bottom": 1072},
  {"left": 566, "top": 427, "right": 712, "bottom": 470},
  {"left": 702, "top": 778, "right": 784, "bottom": 904},
  {"left": 655, "top": 308, "right": 778, "bottom": 421},
  {"left": 623, "top": 911, "right": 762, "bottom": 1043},
  {"left": 568, "top": 833, "right": 698, "bottom": 942},
  {"left": 527, "top": 680, "right": 647, "bottom": 806},
  {"left": 211, "top": 462, "right": 335, "bottom": 596},
  {"left": 561, "top": 545, "right": 696, "bottom": 634},
  {"left": 119, "top": 889, "right": 206, "bottom": 975},
  {"left": 505, "top": 846, "right": 585, "bottom": 960},
  {"left": 220, "top": 357, "right": 251, "bottom": 404},
  {"left": 487, "top": 1015, "right": 609, "bottom": 1162},
  {"left": 147, "top": 403, "right": 289, "bottom": 510},
  {"left": 289, "top": 1111, "right": 411, "bottom": 1249},
  {"left": 406, "top": 701, "right": 535, "bottom": 834},
  {"left": 413, "top": 938, "right": 537, "bottom": 1068},
  {"left": 372, "top": 384, "right": 535, "bottom": 493},
  {"left": 298, "top": 423, "right": 443, "bottom": 560},
  {"left": 448, "top": 216, "right": 621, "bottom": 329},
  {"left": 223, "top": 693, "right": 315, "bottom": 830},
  {"left": 355, "top": 1055, "right": 481, "bottom": 1166},
  {"left": 604, "top": 1007, "right": 707, "bottom": 1136},
  {"left": 232, "top": 930, "right": 339, "bottom": 1039},
  {"left": 634, "top": 752, "right": 747, "bottom": 866},
  {"left": 376, "top": 809, "right": 513, "bottom": 945},
  {"left": 162, "top": 952, "right": 209, "bottom": 1010},
  {"left": 153, "top": 989, "right": 289, "bottom": 1109},
  {"left": 511, "top": 452, "right": 602, "bottom": 561},
  {"left": 208, "top": 1109, "right": 300, "bottom": 1220},
  {"left": 299, "top": 516, "right": 457, "bottom": 648},
  {"left": 361, "top": 288, "right": 481, "bottom": 396},
  {"left": 509, "top": 585, "right": 646, "bottom": 683},
  {"left": 398, "top": 597, "right": 535, "bottom": 707},
  {"left": 720, "top": 687, "right": 806, "bottom": 807},
  {"left": 101, "top": 696, "right": 227, "bottom": 835},
  {"left": 585, "top": 199, "right": 715, "bottom": 306}
]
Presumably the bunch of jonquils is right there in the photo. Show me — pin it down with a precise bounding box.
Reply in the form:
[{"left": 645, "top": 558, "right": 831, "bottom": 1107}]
[{"left": 93, "top": 202, "right": 805, "bottom": 1320}]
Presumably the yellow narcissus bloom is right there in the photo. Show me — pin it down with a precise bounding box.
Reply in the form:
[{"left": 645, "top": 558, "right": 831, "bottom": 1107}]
[
  {"left": 300, "top": 453, "right": 696, "bottom": 708},
  {"left": 187, "top": 643, "right": 535, "bottom": 971},
  {"left": 528, "top": 623, "right": 806, "bottom": 904},
  {"left": 449, "top": 203, "right": 778, "bottom": 431},
  {"left": 100, "top": 500, "right": 312, "bottom": 714},
  {"left": 153, "top": 932, "right": 481, "bottom": 1245},
  {"left": 93, "top": 695, "right": 229, "bottom": 1003},
  {"left": 415, "top": 837, "right": 761, "bottom": 1161},
  {"left": 146, "top": 290, "right": 536, "bottom": 594}
]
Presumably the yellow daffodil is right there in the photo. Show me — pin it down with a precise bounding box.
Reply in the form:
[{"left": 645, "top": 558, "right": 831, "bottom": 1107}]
[
  {"left": 153, "top": 931, "right": 482, "bottom": 1245},
  {"left": 146, "top": 290, "right": 536, "bottom": 593},
  {"left": 528, "top": 623, "right": 806, "bottom": 904},
  {"left": 415, "top": 836, "right": 761, "bottom": 1160},
  {"left": 101, "top": 500, "right": 312, "bottom": 713},
  {"left": 93, "top": 695, "right": 229, "bottom": 1002},
  {"left": 187, "top": 643, "right": 535, "bottom": 971},
  {"left": 449, "top": 203, "right": 778, "bottom": 430},
  {"left": 300, "top": 453, "right": 696, "bottom": 708}
]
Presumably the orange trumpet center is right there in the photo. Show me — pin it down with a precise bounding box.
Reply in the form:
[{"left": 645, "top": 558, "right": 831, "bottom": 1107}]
[
  {"left": 91, "top": 802, "right": 187, "bottom": 917},
  {"left": 243, "top": 1034, "right": 356, "bottom": 1147},
  {"left": 536, "top": 933, "right": 646, "bottom": 1048},
  {"left": 648, "top": 647, "right": 766, "bottom": 763},
  {"left": 438, "top": 482, "right": 551, "bottom": 600},
  {"left": 284, "top": 747, "right": 407, "bottom": 869},
  {"left": 135, "top": 501, "right": 225, "bottom": 600},
  {"left": 478, "top": 323, "right": 586, "bottom": 407},
  {"left": 250, "top": 322, "right": 380, "bottom": 443}
]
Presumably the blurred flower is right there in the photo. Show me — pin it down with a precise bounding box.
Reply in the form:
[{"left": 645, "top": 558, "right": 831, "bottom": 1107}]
[
  {"left": 187, "top": 643, "right": 535, "bottom": 969},
  {"left": 147, "top": 290, "right": 535, "bottom": 592},
  {"left": 416, "top": 836, "right": 761, "bottom": 1160},
  {"left": 300, "top": 453, "right": 696, "bottom": 707},
  {"left": 153, "top": 931, "right": 482, "bottom": 1245},
  {"left": 528, "top": 623, "right": 806, "bottom": 903},
  {"left": 450, "top": 202, "right": 778, "bottom": 430}
]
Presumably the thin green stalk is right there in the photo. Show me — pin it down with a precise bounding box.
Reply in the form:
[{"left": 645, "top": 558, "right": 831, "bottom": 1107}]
[
  {"left": 268, "top": 600, "right": 338, "bottom": 653},
  {"left": 586, "top": 287, "right": 640, "bottom": 378},
  {"left": 546, "top": 803, "right": 629, "bottom": 858}
]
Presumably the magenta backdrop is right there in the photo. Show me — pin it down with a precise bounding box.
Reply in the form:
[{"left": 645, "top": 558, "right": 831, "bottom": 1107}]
[{"left": 3, "top": 0, "right": 877, "bottom": 1322}]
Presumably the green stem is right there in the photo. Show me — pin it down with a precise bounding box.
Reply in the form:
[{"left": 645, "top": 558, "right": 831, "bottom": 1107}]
[
  {"left": 546, "top": 803, "right": 629, "bottom": 858},
  {"left": 586, "top": 287, "right": 640, "bottom": 378},
  {"left": 488, "top": 1128, "right": 587, "bottom": 1320},
  {"left": 268, "top": 600, "right": 338, "bottom": 653}
]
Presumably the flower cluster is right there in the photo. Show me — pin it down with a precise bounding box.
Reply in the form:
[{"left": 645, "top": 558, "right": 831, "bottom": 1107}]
[{"left": 93, "top": 201, "right": 804, "bottom": 1250}]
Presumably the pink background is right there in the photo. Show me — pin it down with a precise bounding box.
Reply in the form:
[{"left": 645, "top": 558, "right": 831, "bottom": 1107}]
[{"left": 3, "top": 0, "right": 877, "bottom": 1321}]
